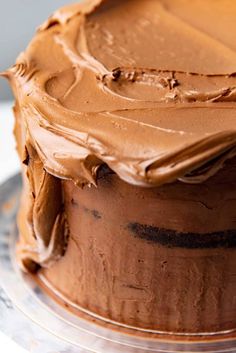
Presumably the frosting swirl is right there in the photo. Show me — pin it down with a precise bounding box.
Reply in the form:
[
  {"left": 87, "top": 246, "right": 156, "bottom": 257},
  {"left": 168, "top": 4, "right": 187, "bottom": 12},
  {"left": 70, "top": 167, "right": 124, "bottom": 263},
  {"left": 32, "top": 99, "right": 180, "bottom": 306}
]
[{"left": 2, "top": 0, "right": 236, "bottom": 187}]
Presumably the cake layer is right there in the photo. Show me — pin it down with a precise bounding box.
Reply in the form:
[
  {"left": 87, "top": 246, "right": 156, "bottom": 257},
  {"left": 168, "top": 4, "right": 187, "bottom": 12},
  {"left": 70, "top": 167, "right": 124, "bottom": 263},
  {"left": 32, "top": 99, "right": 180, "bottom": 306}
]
[{"left": 41, "top": 163, "right": 236, "bottom": 333}]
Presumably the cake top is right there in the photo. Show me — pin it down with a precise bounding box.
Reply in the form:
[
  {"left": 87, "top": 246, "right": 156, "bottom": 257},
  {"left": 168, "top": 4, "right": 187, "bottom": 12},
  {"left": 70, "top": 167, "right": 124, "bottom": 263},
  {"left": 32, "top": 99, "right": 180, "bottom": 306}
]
[{"left": 3, "top": 0, "right": 236, "bottom": 186}]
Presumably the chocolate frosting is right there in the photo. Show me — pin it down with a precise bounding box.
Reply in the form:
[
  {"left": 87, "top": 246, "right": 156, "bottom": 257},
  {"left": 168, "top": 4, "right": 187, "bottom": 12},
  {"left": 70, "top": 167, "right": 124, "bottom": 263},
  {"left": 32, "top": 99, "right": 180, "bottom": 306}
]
[
  {"left": 1, "top": 0, "right": 236, "bottom": 267},
  {"left": 2, "top": 0, "right": 236, "bottom": 187}
]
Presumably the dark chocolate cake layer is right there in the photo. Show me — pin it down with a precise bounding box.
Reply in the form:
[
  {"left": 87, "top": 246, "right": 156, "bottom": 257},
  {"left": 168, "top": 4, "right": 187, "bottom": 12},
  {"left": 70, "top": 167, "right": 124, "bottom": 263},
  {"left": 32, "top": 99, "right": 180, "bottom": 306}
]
[{"left": 40, "top": 159, "right": 236, "bottom": 333}]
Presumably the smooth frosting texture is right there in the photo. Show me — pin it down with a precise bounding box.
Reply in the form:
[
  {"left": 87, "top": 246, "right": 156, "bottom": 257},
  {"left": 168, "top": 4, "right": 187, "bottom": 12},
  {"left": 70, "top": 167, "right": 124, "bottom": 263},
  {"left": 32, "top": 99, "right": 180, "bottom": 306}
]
[{"left": 2, "top": 0, "right": 236, "bottom": 187}]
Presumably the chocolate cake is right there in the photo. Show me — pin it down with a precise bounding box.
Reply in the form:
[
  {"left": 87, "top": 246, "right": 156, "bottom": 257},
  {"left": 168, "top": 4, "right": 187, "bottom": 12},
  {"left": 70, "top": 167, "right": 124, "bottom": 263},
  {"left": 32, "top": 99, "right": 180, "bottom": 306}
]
[{"left": 2, "top": 0, "right": 236, "bottom": 335}]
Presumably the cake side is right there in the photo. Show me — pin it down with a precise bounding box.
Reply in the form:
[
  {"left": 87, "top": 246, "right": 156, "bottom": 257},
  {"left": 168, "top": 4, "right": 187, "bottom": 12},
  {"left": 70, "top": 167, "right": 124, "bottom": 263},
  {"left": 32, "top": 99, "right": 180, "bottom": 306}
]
[{"left": 41, "top": 161, "right": 236, "bottom": 333}]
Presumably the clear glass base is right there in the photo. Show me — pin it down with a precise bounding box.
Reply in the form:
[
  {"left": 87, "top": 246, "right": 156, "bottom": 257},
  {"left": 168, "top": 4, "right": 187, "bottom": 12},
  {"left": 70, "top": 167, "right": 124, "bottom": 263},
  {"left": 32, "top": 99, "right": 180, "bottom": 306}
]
[{"left": 0, "top": 174, "right": 235, "bottom": 353}]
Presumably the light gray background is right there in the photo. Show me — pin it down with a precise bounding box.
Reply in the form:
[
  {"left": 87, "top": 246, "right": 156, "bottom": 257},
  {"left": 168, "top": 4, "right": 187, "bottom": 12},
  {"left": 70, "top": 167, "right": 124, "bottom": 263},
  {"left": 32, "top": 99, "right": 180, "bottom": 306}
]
[{"left": 0, "top": 0, "right": 75, "bottom": 101}]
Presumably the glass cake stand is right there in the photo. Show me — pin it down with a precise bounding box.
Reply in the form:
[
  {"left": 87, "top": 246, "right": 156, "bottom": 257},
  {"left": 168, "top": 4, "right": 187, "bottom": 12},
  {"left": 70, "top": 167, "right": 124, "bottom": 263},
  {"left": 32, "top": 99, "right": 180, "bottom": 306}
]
[{"left": 0, "top": 174, "right": 236, "bottom": 353}]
